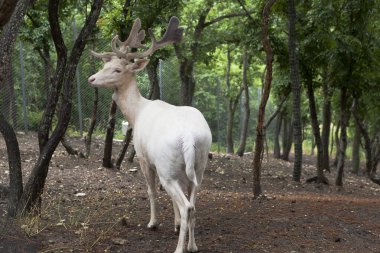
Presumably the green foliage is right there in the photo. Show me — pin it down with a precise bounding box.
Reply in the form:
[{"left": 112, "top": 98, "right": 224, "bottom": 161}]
[
  {"left": 27, "top": 111, "right": 43, "bottom": 131},
  {"left": 5, "top": 0, "right": 380, "bottom": 154}
]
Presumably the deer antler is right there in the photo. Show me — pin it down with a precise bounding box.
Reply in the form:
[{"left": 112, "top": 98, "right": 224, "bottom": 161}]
[{"left": 111, "top": 16, "right": 183, "bottom": 61}]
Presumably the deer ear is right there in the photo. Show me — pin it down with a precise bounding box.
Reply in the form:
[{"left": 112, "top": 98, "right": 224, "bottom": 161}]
[{"left": 130, "top": 59, "right": 149, "bottom": 72}]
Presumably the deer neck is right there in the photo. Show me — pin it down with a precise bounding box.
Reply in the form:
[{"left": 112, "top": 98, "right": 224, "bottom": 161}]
[{"left": 112, "top": 77, "right": 147, "bottom": 126}]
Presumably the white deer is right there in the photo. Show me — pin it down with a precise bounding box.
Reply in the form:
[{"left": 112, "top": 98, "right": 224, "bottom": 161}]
[{"left": 88, "top": 17, "right": 212, "bottom": 253}]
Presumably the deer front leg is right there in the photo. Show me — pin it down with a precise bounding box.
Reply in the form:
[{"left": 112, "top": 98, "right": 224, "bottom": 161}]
[{"left": 140, "top": 161, "right": 158, "bottom": 229}]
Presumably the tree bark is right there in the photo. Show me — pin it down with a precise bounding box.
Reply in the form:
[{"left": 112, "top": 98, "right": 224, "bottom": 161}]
[
  {"left": 0, "top": 0, "right": 32, "bottom": 127},
  {"left": 252, "top": 0, "right": 277, "bottom": 198},
  {"left": 226, "top": 94, "right": 242, "bottom": 154},
  {"left": 305, "top": 71, "right": 328, "bottom": 184},
  {"left": 146, "top": 57, "right": 161, "bottom": 100},
  {"left": 0, "top": 0, "right": 37, "bottom": 216},
  {"left": 236, "top": 50, "right": 250, "bottom": 157},
  {"left": 84, "top": 87, "right": 98, "bottom": 157},
  {"left": 102, "top": 100, "right": 117, "bottom": 168},
  {"left": 0, "top": 113, "right": 23, "bottom": 217},
  {"left": 333, "top": 121, "right": 340, "bottom": 166},
  {"left": 335, "top": 87, "right": 349, "bottom": 186},
  {"left": 61, "top": 135, "right": 85, "bottom": 158},
  {"left": 115, "top": 128, "right": 133, "bottom": 170},
  {"left": 321, "top": 72, "right": 331, "bottom": 172},
  {"left": 225, "top": 48, "right": 243, "bottom": 154},
  {"left": 351, "top": 119, "right": 361, "bottom": 174},
  {"left": 288, "top": 0, "right": 303, "bottom": 182},
  {"left": 0, "top": 0, "right": 19, "bottom": 27},
  {"left": 281, "top": 110, "right": 293, "bottom": 161},
  {"left": 351, "top": 99, "right": 376, "bottom": 177},
  {"left": 273, "top": 112, "right": 282, "bottom": 158},
  {"left": 0, "top": 60, "right": 17, "bottom": 126}
]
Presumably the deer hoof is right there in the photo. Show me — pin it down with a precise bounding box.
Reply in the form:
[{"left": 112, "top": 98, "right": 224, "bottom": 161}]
[
  {"left": 174, "top": 225, "right": 180, "bottom": 234},
  {"left": 187, "top": 244, "right": 198, "bottom": 252},
  {"left": 147, "top": 222, "right": 158, "bottom": 230}
]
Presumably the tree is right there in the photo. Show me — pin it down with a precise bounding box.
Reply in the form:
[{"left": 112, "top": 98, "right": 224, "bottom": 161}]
[
  {"left": 225, "top": 47, "right": 243, "bottom": 154},
  {"left": 0, "top": 0, "right": 37, "bottom": 217},
  {"left": 304, "top": 68, "right": 328, "bottom": 184},
  {"left": 236, "top": 49, "right": 250, "bottom": 156},
  {"left": 288, "top": 0, "right": 303, "bottom": 182},
  {"left": 351, "top": 119, "right": 361, "bottom": 174},
  {"left": 175, "top": 1, "right": 253, "bottom": 106},
  {"left": 2, "top": 0, "right": 104, "bottom": 215},
  {"left": 321, "top": 72, "right": 332, "bottom": 172},
  {"left": 0, "top": 0, "right": 19, "bottom": 27},
  {"left": 273, "top": 112, "right": 282, "bottom": 158},
  {"left": 252, "top": 0, "right": 277, "bottom": 198}
]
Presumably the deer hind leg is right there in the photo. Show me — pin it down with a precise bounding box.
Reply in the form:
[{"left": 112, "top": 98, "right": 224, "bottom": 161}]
[
  {"left": 187, "top": 183, "right": 198, "bottom": 252},
  {"left": 162, "top": 180, "right": 193, "bottom": 253},
  {"left": 140, "top": 160, "right": 158, "bottom": 229},
  {"left": 173, "top": 200, "right": 181, "bottom": 234}
]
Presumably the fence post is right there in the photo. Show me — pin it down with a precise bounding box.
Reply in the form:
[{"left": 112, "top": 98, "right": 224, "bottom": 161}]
[
  {"left": 19, "top": 41, "right": 28, "bottom": 132},
  {"left": 159, "top": 59, "right": 163, "bottom": 100},
  {"left": 73, "top": 19, "right": 83, "bottom": 136}
]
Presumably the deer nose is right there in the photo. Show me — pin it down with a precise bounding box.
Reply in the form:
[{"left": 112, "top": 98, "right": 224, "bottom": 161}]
[{"left": 88, "top": 77, "right": 95, "bottom": 84}]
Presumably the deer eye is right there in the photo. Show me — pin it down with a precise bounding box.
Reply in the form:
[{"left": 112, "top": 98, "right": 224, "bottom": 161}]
[{"left": 114, "top": 69, "right": 122, "bottom": 73}]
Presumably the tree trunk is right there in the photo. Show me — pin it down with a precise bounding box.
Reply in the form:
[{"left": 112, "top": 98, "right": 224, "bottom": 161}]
[
  {"left": 0, "top": 0, "right": 30, "bottom": 127},
  {"left": 103, "top": 100, "right": 117, "bottom": 168},
  {"left": 305, "top": 71, "right": 328, "bottom": 184},
  {"left": 335, "top": 87, "right": 349, "bottom": 186},
  {"left": 175, "top": 6, "right": 211, "bottom": 106},
  {"left": 371, "top": 137, "right": 380, "bottom": 177},
  {"left": 38, "top": 0, "right": 68, "bottom": 152},
  {"left": 146, "top": 57, "right": 160, "bottom": 100},
  {"left": 252, "top": 0, "right": 277, "bottom": 198},
  {"left": 226, "top": 88, "right": 243, "bottom": 154},
  {"left": 273, "top": 112, "right": 282, "bottom": 158},
  {"left": 115, "top": 128, "right": 133, "bottom": 170},
  {"left": 333, "top": 121, "right": 340, "bottom": 166},
  {"left": 226, "top": 103, "right": 235, "bottom": 154},
  {"left": 0, "top": 113, "right": 23, "bottom": 217},
  {"left": 351, "top": 99, "right": 375, "bottom": 177},
  {"left": 0, "top": 0, "right": 37, "bottom": 216},
  {"left": 288, "top": 0, "right": 303, "bottom": 182},
  {"left": 61, "top": 135, "right": 85, "bottom": 157},
  {"left": 177, "top": 59, "right": 195, "bottom": 106},
  {"left": 236, "top": 50, "right": 250, "bottom": 157},
  {"left": 351, "top": 120, "right": 361, "bottom": 174},
  {"left": 281, "top": 110, "right": 293, "bottom": 161},
  {"left": 310, "top": 137, "right": 315, "bottom": 156},
  {"left": 0, "top": 0, "right": 19, "bottom": 27},
  {"left": 0, "top": 60, "right": 17, "bottom": 126},
  {"left": 321, "top": 72, "right": 331, "bottom": 172},
  {"left": 18, "top": 0, "right": 104, "bottom": 214},
  {"left": 226, "top": 48, "right": 234, "bottom": 154},
  {"left": 84, "top": 87, "right": 98, "bottom": 157}
]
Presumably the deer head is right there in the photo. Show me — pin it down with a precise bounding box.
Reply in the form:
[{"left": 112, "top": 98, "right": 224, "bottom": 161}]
[{"left": 88, "top": 17, "right": 183, "bottom": 88}]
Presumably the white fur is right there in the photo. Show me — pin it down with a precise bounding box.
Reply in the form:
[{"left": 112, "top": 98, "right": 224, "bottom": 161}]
[{"left": 89, "top": 57, "right": 212, "bottom": 253}]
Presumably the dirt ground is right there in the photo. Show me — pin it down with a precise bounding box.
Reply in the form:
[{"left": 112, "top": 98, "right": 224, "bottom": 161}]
[{"left": 0, "top": 133, "right": 380, "bottom": 253}]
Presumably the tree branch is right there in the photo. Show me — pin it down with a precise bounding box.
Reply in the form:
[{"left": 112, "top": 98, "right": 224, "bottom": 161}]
[
  {"left": 265, "top": 90, "right": 290, "bottom": 129},
  {"left": 235, "top": 0, "right": 255, "bottom": 23},
  {"left": 203, "top": 11, "right": 254, "bottom": 28}
]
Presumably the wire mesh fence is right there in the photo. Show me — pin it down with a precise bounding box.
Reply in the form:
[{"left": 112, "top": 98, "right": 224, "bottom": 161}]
[{"left": 1, "top": 34, "right": 276, "bottom": 153}]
